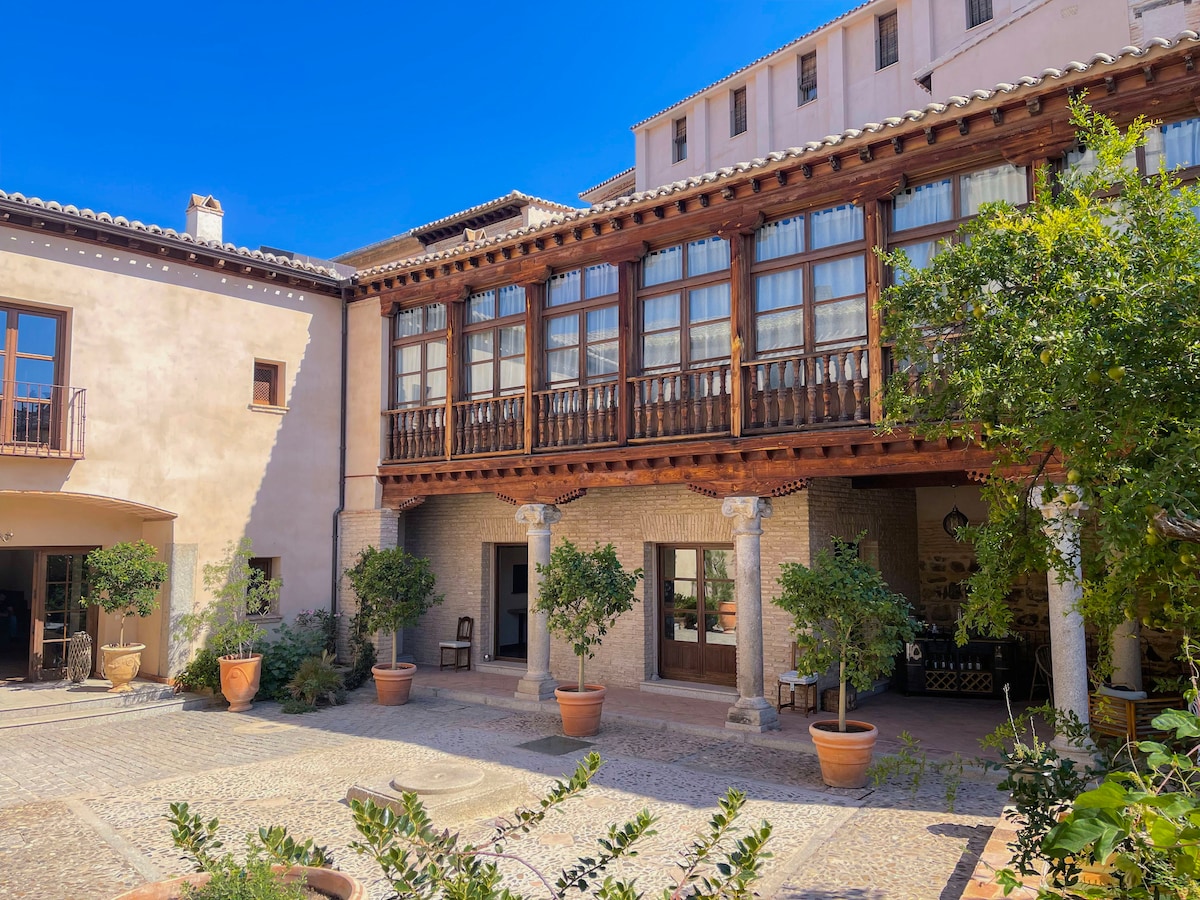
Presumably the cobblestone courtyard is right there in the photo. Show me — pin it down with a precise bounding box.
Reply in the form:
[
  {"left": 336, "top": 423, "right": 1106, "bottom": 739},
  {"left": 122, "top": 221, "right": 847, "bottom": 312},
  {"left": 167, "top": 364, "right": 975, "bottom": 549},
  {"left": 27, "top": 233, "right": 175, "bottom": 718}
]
[{"left": 0, "top": 687, "right": 1006, "bottom": 899}]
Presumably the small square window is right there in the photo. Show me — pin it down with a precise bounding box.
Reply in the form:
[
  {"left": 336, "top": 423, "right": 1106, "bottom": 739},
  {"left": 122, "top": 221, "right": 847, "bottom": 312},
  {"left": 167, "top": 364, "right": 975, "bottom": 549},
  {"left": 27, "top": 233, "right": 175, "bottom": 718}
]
[
  {"left": 253, "top": 361, "right": 281, "bottom": 407},
  {"left": 798, "top": 52, "right": 818, "bottom": 105},
  {"left": 247, "top": 557, "right": 279, "bottom": 617},
  {"left": 877, "top": 11, "right": 899, "bottom": 70},
  {"left": 673, "top": 117, "right": 688, "bottom": 163},
  {"left": 730, "top": 87, "right": 748, "bottom": 137},
  {"left": 966, "top": 0, "right": 992, "bottom": 29}
]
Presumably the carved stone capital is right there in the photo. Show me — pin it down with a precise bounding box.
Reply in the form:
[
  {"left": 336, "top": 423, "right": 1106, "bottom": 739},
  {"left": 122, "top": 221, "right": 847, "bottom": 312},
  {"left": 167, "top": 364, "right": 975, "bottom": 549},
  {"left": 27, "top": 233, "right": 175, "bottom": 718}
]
[
  {"left": 721, "top": 496, "right": 772, "bottom": 536},
  {"left": 516, "top": 503, "right": 563, "bottom": 533},
  {"left": 1032, "top": 484, "right": 1087, "bottom": 521}
]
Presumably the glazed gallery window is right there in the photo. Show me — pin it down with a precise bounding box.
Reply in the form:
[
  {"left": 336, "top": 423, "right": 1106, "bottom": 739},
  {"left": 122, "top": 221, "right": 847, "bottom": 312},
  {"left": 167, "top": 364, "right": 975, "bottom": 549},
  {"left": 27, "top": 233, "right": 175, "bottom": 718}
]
[
  {"left": 890, "top": 163, "right": 1028, "bottom": 234},
  {"left": 750, "top": 203, "right": 866, "bottom": 358},
  {"left": 0, "top": 304, "right": 64, "bottom": 446},
  {"left": 1145, "top": 116, "right": 1200, "bottom": 173},
  {"left": 391, "top": 302, "right": 447, "bottom": 408},
  {"left": 464, "top": 285, "right": 525, "bottom": 398},
  {"left": 640, "top": 236, "right": 731, "bottom": 371},
  {"left": 545, "top": 263, "right": 619, "bottom": 386}
]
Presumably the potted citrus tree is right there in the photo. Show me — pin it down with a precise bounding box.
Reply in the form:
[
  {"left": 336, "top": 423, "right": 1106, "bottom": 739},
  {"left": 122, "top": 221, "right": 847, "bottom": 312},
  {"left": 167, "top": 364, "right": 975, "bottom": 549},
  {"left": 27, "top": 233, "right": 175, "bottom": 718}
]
[
  {"left": 535, "top": 540, "right": 642, "bottom": 737},
  {"left": 345, "top": 545, "right": 442, "bottom": 705},
  {"left": 81, "top": 540, "right": 168, "bottom": 692},
  {"left": 178, "top": 538, "right": 277, "bottom": 712},
  {"left": 773, "top": 533, "right": 915, "bottom": 788}
]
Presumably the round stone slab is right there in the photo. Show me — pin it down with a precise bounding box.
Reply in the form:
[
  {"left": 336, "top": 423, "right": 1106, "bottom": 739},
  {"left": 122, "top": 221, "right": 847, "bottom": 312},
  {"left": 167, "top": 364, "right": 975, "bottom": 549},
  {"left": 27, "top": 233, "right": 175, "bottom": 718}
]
[{"left": 391, "top": 763, "right": 485, "bottom": 795}]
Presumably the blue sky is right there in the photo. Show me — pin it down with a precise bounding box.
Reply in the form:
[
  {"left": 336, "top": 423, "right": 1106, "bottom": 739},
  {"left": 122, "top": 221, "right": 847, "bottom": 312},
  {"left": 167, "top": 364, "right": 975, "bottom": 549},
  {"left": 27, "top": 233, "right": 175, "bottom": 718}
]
[{"left": 3, "top": 1, "right": 856, "bottom": 260}]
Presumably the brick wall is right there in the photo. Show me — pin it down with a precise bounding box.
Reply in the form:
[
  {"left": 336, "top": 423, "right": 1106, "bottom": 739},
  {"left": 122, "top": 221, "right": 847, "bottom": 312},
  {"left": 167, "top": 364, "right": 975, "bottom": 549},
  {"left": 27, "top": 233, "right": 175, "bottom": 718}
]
[{"left": 336, "top": 508, "right": 400, "bottom": 664}]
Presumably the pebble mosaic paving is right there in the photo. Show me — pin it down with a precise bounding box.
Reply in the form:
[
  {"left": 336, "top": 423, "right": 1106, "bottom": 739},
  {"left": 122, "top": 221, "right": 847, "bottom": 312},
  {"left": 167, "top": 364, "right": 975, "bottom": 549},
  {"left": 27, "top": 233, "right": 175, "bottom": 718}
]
[{"left": 0, "top": 687, "right": 1006, "bottom": 899}]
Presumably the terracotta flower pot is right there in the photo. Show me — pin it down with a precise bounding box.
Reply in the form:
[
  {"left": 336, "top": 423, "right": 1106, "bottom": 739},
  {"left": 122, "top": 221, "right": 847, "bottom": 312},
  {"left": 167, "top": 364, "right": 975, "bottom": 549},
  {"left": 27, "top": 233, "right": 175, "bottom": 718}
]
[
  {"left": 808, "top": 719, "right": 879, "bottom": 788},
  {"left": 555, "top": 684, "right": 607, "bottom": 737},
  {"left": 372, "top": 662, "right": 416, "bottom": 705},
  {"left": 110, "top": 864, "right": 366, "bottom": 899},
  {"left": 101, "top": 644, "right": 145, "bottom": 692},
  {"left": 218, "top": 653, "right": 262, "bottom": 712}
]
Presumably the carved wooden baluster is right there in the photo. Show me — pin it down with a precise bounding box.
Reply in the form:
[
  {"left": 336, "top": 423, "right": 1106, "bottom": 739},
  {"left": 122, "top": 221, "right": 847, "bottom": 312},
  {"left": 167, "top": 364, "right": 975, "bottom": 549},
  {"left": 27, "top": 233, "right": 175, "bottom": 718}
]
[
  {"left": 805, "top": 357, "right": 818, "bottom": 425},
  {"left": 607, "top": 384, "right": 617, "bottom": 441},
  {"left": 582, "top": 387, "right": 593, "bottom": 444},
  {"left": 838, "top": 353, "right": 852, "bottom": 421},
  {"left": 654, "top": 377, "right": 666, "bottom": 437},
  {"left": 568, "top": 388, "right": 578, "bottom": 444},
  {"left": 817, "top": 355, "right": 831, "bottom": 422},
  {"left": 764, "top": 362, "right": 778, "bottom": 428},
  {"left": 788, "top": 358, "right": 801, "bottom": 427},
  {"left": 690, "top": 371, "right": 701, "bottom": 434},
  {"left": 854, "top": 349, "right": 867, "bottom": 420}
]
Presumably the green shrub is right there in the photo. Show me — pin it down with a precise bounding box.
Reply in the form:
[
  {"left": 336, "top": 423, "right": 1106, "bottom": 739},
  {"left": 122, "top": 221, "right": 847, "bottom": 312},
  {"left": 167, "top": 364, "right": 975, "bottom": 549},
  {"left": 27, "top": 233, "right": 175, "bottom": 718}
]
[
  {"left": 259, "top": 620, "right": 329, "bottom": 701},
  {"left": 175, "top": 647, "right": 222, "bottom": 694},
  {"left": 286, "top": 652, "right": 343, "bottom": 712},
  {"left": 181, "top": 856, "right": 306, "bottom": 900},
  {"left": 342, "top": 615, "right": 377, "bottom": 691}
]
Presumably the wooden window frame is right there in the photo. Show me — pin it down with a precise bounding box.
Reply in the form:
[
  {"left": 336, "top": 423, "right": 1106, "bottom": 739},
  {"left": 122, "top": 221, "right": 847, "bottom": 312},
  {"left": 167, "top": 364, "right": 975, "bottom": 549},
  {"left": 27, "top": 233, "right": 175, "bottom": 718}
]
[
  {"left": 749, "top": 209, "right": 869, "bottom": 360},
  {"left": 966, "top": 0, "right": 993, "bottom": 29},
  {"left": 673, "top": 117, "right": 688, "bottom": 163},
  {"left": 252, "top": 360, "right": 283, "bottom": 408},
  {"left": 798, "top": 51, "right": 818, "bottom": 106},
  {"left": 0, "top": 302, "right": 67, "bottom": 449},
  {"left": 247, "top": 556, "right": 280, "bottom": 619},
  {"left": 876, "top": 11, "right": 899, "bottom": 70},
  {"left": 543, "top": 267, "right": 620, "bottom": 389},
  {"left": 637, "top": 239, "right": 732, "bottom": 373},
  {"left": 390, "top": 303, "right": 448, "bottom": 409},
  {"left": 463, "top": 286, "right": 526, "bottom": 400},
  {"left": 730, "top": 87, "right": 748, "bottom": 137}
]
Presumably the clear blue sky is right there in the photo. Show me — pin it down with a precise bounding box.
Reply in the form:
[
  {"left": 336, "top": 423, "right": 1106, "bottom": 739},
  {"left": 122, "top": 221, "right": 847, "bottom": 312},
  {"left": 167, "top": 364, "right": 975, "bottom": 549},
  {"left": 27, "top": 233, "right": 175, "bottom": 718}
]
[{"left": 3, "top": 1, "right": 857, "bottom": 260}]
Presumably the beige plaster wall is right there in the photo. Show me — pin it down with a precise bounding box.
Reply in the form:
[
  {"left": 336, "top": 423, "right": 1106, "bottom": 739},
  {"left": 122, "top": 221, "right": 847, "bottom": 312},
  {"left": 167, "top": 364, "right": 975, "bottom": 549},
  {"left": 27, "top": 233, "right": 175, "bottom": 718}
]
[
  {"left": 344, "top": 298, "right": 387, "bottom": 513},
  {"left": 0, "top": 226, "right": 343, "bottom": 674}
]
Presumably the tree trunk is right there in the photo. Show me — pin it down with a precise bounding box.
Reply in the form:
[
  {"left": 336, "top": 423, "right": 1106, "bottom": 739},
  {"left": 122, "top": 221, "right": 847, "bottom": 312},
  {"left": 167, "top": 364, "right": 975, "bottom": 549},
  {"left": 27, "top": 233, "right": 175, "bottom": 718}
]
[
  {"left": 838, "top": 657, "right": 847, "bottom": 732},
  {"left": 577, "top": 654, "right": 586, "bottom": 694},
  {"left": 390, "top": 629, "right": 398, "bottom": 668}
]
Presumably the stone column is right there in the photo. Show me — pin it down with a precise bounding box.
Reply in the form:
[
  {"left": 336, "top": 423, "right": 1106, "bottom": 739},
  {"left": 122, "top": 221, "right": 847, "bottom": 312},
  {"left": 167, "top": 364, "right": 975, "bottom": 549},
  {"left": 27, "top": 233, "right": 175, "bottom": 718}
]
[
  {"left": 1111, "top": 618, "right": 1143, "bottom": 691},
  {"left": 1037, "top": 489, "right": 1091, "bottom": 758},
  {"left": 721, "top": 496, "right": 780, "bottom": 732},
  {"left": 515, "top": 503, "right": 562, "bottom": 700}
]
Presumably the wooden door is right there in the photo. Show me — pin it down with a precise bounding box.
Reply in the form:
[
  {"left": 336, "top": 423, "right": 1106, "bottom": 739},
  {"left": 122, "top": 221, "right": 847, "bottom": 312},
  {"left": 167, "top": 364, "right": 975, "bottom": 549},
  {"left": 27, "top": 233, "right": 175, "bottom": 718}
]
[
  {"left": 30, "top": 549, "right": 95, "bottom": 680},
  {"left": 658, "top": 546, "right": 736, "bottom": 685}
]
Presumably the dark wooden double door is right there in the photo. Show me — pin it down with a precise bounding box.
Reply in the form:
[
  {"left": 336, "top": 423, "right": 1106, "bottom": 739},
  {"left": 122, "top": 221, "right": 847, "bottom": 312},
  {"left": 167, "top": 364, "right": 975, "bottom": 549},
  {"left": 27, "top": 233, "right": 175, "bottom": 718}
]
[
  {"left": 30, "top": 549, "right": 97, "bottom": 680},
  {"left": 658, "top": 546, "right": 736, "bottom": 686}
]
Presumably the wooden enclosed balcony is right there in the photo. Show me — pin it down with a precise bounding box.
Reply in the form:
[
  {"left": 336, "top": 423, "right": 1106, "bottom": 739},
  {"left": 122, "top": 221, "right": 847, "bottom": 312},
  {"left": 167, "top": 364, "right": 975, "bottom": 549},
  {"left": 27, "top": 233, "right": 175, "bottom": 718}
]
[
  {"left": 383, "top": 345, "right": 871, "bottom": 463},
  {"left": 0, "top": 382, "right": 86, "bottom": 460}
]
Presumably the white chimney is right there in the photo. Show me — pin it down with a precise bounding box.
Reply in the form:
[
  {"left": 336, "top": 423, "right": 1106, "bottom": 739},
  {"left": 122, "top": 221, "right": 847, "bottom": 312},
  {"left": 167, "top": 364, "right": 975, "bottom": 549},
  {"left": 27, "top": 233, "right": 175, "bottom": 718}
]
[{"left": 185, "top": 194, "right": 224, "bottom": 244}]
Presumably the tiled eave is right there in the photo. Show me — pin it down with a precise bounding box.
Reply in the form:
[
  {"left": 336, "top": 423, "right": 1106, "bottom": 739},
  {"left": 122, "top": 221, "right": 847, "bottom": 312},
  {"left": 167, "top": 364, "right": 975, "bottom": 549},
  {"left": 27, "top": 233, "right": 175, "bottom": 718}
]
[
  {"left": 353, "top": 34, "right": 1200, "bottom": 307},
  {"left": 0, "top": 193, "right": 347, "bottom": 295}
]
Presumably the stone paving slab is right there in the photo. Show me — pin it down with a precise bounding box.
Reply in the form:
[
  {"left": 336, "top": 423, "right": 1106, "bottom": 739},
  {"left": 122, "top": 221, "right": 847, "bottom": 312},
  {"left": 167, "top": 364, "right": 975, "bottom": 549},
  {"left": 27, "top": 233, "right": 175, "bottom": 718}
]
[{"left": 0, "top": 686, "right": 1010, "bottom": 900}]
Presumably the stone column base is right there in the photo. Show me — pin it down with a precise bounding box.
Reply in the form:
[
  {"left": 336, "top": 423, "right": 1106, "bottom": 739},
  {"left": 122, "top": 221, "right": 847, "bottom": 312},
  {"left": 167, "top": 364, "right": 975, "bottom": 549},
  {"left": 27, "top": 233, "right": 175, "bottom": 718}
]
[
  {"left": 725, "top": 697, "right": 780, "bottom": 732},
  {"left": 516, "top": 673, "right": 557, "bottom": 701}
]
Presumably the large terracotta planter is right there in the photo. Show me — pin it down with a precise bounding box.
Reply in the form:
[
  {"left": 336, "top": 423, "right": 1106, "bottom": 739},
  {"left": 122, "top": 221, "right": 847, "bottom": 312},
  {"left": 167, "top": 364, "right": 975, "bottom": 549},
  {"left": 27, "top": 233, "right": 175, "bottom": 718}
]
[
  {"left": 808, "top": 719, "right": 879, "bottom": 788},
  {"left": 218, "top": 653, "right": 262, "bottom": 712},
  {"left": 372, "top": 662, "right": 416, "bottom": 705},
  {"left": 555, "top": 684, "right": 607, "bottom": 737},
  {"left": 101, "top": 643, "right": 145, "bottom": 692},
  {"left": 111, "top": 864, "right": 366, "bottom": 899}
]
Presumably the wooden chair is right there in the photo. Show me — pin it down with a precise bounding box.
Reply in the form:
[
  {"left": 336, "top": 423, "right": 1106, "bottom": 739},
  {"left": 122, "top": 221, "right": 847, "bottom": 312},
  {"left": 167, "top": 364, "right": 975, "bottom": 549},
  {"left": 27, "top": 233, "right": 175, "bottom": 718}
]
[
  {"left": 1028, "top": 643, "right": 1054, "bottom": 704},
  {"left": 777, "top": 643, "right": 818, "bottom": 715},
  {"left": 439, "top": 616, "right": 473, "bottom": 671},
  {"left": 1089, "top": 691, "right": 1182, "bottom": 743}
]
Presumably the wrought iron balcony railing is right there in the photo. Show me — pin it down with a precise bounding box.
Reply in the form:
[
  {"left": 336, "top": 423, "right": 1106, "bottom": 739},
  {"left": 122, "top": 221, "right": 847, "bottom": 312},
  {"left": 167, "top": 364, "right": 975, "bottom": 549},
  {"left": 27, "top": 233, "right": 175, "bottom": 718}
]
[{"left": 0, "top": 382, "right": 86, "bottom": 459}]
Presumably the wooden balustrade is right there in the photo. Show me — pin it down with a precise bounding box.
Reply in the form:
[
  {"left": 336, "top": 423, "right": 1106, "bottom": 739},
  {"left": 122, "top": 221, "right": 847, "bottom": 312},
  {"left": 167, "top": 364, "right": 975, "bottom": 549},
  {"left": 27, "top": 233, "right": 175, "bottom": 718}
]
[
  {"left": 744, "top": 347, "right": 869, "bottom": 432},
  {"left": 385, "top": 405, "right": 447, "bottom": 460},
  {"left": 453, "top": 396, "right": 524, "bottom": 455},
  {"left": 630, "top": 365, "right": 731, "bottom": 439},
  {"left": 533, "top": 383, "right": 619, "bottom": 449}
]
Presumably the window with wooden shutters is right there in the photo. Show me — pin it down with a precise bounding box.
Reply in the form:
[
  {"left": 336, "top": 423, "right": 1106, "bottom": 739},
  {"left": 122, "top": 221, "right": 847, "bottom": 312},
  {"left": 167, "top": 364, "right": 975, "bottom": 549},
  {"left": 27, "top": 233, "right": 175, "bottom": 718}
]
[
  {"left": 730, "top": 87, "right": 748, "bottom": 137},
  {"left": 966, "top": 0, "right": 992, "bottom": 28},
  {"left": 798, "top": 52, "right": 817, "bottom": 105},
  {"left": 877, "top": 11, "right": 899, "bottom": 69},
  {"left": 253, "top": 361, "right": 280, "bottom": 407}
]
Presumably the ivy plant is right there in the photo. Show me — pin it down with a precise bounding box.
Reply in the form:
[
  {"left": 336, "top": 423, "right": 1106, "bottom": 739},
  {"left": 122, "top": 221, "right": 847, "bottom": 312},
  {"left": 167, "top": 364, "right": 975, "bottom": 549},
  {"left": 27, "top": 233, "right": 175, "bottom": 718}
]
[
  {"left": 879, "top": 100, "right": 1200, "bottom": 656},
  {"left": 534, "top": 541, "right": 643, "bottom": 693}
]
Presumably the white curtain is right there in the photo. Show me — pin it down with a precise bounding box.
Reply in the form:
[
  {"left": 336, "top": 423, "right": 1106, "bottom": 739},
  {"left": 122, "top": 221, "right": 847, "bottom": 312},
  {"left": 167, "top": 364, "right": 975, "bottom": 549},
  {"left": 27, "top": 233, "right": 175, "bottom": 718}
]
[
  {"left": 690, "top": 321, "right": 731, "bottom": 365},
  {"left": 546, "top": 314, "right": 579, "bottom": 349},
  {"left": 755, "top": 216, "right": 804, "bottom": 261},
  {"left": 755, "top": 309, "right": 804, "bottom": 355},
  {"left": 687, "top": 236, "right": 731, "bottom": 275},
  {"left": 1161, "top": 118, "right": 1200, "bottom": 170},
  {"left": 815, "top": 297, "right": 867, "bottom": 345},
  {"left": 811, "top": 203, "right": 863, "bottom": 249},
  {"left": 466, "top": 289, "right": 495, "bottom": 323},
  {"left": 755, "top": 268, "right": 803, "bottom": 312},
  {"left": 961, "top": 165, "right": 1026, "bottom": 216},
  {"left": 893, "top": 180, "right": 952, "bottom": 232},
  {"left": 643, "top": 293, "right": 680, "bottom": 331},
  {"left": 688, "top": 284, "right": 730, "bottom": 323},
  {"left": 498, "top": 284, "right": 526, "bottom": 318},
  {"left": 547, "top": 348, "right": 579, "bottom": 384},
  {"left": 644, "top": 245, "right": 683, "bottom": 286},
  {"left": 585, "top": 263, "right": 619, "bottom": 299},
  {"left": 813, "top": 256, "right": 864, "bottom": 301},
  {"left": 586, "top": 306, "right": 618, "bottom": 341},
  {"left": 548, "top": 270, "right": 580, "bottom": 307}
]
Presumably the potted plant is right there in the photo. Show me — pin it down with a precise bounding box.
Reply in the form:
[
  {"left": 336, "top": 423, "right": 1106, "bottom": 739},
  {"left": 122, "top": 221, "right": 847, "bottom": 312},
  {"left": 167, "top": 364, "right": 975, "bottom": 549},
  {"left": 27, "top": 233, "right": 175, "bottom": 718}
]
[
  {"left": 534, "top": 540, "right": 642, "bottom": 737},
  {"left": 112, "top": 802, "right": 365, "bottom": 900},
  {"left": 81, "top": 540, "right": 169, "bottom": 692},
  {"left": 773, "top": 533, "right": 915, "bottom": 788},
  {"left": 345, "top": 545, "right": 442, "bottom": 705},
  {"left": 178, "top": 538, "right": 278, "bottom": 712}
]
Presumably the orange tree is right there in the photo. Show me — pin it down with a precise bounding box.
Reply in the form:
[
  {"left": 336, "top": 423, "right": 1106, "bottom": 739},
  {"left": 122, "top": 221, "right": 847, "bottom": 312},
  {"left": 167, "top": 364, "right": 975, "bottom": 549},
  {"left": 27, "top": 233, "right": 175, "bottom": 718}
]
[{"left": 880, "top": 101, "right": 1200, "bottom": 657}]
